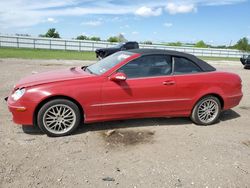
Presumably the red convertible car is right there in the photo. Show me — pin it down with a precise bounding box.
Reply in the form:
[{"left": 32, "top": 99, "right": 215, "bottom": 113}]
[{"left": 6, "top": 49, "right": 243, "bottom": 137}]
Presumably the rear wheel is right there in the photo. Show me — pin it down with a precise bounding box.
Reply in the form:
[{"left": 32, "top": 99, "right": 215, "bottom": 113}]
[
  {"left": 191, "top": 96, "right": 221, "bottom": 125},
  {"left": 37, "top": 99, "right": 81, "bottom": 137}
]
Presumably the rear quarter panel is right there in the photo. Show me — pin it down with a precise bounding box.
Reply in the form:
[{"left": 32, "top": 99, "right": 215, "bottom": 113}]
[{"left": 174, "top": 71, "right": 242, "bottom": 114}]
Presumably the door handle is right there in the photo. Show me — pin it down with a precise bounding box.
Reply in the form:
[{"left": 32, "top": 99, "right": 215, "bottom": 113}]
[{"left": 163, "top": 80, "right": 175, "bottom": 85}]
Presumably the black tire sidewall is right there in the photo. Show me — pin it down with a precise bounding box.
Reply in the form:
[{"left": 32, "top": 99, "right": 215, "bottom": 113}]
[
  {"left": 37, "top": 99, "right": 81, "bottom": 137},
  {"left": 191, "top": 96, "right": 221, "bottom": 125}
]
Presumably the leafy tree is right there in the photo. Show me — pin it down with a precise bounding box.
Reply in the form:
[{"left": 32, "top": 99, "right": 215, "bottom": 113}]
[
  {"left": 195, "top": 40, "right": 208, "bottom": 48},
  {"left": 167, "top": 42, "right": 182, "bottom": 46},
  {"left": 76, "top": 35, "right": 88, "bottom": 40},
  {"left": 213, "top": 45, "right": 227, "bottom": 49},
  {"left": 39, "top": 28, "right": 60, "bottom": 38},
  {"left": 108, "top": 34, "right": 127, "bottom": 43},
  {"left": 144, "top": 41, "right": 153, "bottom": 45},
  {"left": 15, "top": 33, "right": 31, "bottom": 37},
  {"left": 234, "top": 37, "right": 250, "bottom": 51},
  {"left": 89, "top": 36, "right": 101, "bottom": 41},
  {"left": 107, "top": 36, "right": 119, "bottom": 42},
  {"left": 117, "top": 33, "right": 127, "bottom": 42}
]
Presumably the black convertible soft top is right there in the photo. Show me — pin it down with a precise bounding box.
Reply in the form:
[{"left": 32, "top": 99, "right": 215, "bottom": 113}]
[{"left": 127, "top": 49, "right": 216, "bottom": 72}]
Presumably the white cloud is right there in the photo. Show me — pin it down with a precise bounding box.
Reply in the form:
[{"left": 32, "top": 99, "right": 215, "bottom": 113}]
[
  {"left": 111, "top": 16, "right": 121, "bottom": 22},
  {"left": 0, "top": 0, "right": 246, "bottom": 29},
  {"left": 135, "top": 6, "right": 162, "bottom": 17},
  {"left": 132, "top": 31, "right": 139, "bottom": 35},
  {"left": 47, "top": 17, "right": 57, "bottom": 23},
  {"left": 81, "top": 21, "right": 102, "bottom": 26},
  {"left": 166, "top": 3, "right": 197, "bottom": 14},
  {"left": 202, "top": 0, "right": 246, "bottom": 6},
  {"left": 119, "top": 25, "right": 130, "bottom": 29},
  {"left": 163, "top": 22, "right": 173, "bottom": 27}
]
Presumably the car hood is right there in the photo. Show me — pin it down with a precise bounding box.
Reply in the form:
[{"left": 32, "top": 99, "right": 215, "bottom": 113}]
[{"left": 15, "top": 67, "right": 93, "bottom": 89}]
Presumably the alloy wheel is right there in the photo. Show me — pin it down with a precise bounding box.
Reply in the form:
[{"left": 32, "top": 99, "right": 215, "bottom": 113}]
[
  {"left": 197, "top": 99, "right": 219, "bottom": 124},
  {"left": 42, "top": 104, "right": 76, "bottom": 135}
]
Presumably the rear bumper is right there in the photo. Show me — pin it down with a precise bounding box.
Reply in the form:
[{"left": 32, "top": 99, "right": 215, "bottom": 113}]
[
  {"left": 224, "top": 94, "right": 243, "bottom": 110},
  {"left": 244, "top": 64, "right": 250, "bottom": 68}
]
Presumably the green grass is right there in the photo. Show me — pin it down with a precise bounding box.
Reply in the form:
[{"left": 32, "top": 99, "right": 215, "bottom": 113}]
[
  {"left": 199, "top": 56, "right": 239, "bottom": 61},
  {"left": 0, "top": 47, "right": 96, "bottom": 60},
  {"left": 0, "top": 47, "right": 240, "bottom": 61}
]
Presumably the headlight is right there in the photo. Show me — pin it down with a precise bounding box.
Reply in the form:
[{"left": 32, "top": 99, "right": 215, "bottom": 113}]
[{"left": 11, "top": 88, "right": 26, "bottom": 101}]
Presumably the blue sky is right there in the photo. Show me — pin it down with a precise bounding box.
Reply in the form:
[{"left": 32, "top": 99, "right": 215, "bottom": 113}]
[{"left": 0, "top": 0, "right": 249, "bottom": 45}]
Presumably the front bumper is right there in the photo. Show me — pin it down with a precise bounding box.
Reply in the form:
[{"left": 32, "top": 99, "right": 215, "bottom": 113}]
[{"left": 6, "top": 96, "right": 35, "bottom": 125}]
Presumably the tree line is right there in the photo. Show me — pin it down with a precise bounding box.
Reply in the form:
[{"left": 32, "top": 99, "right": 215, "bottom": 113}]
[
  {"left": 39, "top": 28, "right": 126, "bottom": 43},
  {"left": 38, "top": 28, "right": 250, "bottom": 52}
]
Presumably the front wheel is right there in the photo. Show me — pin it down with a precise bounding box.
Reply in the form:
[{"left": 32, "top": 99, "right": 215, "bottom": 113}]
[
  {"left": 37, "top": 99, "right": 81, "bottom": 137},
  {"left": 191, "top": 96, "right": 221, "bottom": 125}
]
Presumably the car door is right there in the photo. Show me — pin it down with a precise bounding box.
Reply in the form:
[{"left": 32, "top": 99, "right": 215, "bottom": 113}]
[
  {"left": 247, "top": 55, "right": 250, "bottom": 64},
  {"left": 99, "top": 55, "right": 177, "bottom": 119},
  {"left": 172, "top": 56, "right": 207, "bottom": 112}
]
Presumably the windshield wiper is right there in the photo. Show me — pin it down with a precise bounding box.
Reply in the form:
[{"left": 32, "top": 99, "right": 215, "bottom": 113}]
[{"left": 85, "top": 67, "right": 94, "bottom": 74}]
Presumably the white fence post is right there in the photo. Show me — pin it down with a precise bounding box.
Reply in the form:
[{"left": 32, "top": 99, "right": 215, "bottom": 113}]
[{"left": 17, "top": 37, "right": 19, "bottom": 48}]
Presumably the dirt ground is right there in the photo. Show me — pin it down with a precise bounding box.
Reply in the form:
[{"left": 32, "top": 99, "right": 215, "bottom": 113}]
[{"left": 0, "top": 58, "right": 249, "bottom": 188}]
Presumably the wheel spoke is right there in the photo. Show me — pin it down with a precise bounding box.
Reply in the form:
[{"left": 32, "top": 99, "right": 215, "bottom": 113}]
[
  {"left": 197, "top": 99, "right": 219, "bottom": 124},
  {"left": 43, "top": 104, "right": 77, "bottom": 135}
]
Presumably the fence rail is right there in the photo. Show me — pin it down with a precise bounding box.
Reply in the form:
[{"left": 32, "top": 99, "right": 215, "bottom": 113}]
[{"left": 0, "top": 35, "right": 247, "bottom": 58}]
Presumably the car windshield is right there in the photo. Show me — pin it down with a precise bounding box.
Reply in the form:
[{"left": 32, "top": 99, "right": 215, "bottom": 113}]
[
  {"left": 114, "top": 43, "right": 125, "bottom": 48},
  {"left": 86, "top": 51, "right": 135, "bottom": 75},
  {"left": 243, "top": 55, "right": 250, "bottom": 59}
]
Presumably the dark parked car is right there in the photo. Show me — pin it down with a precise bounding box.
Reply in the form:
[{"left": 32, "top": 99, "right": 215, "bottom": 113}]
[
  {"left": 95, "top": 41, "right": 139, "bottom": 59},
  {"left": 240, "top": 55, "right": 250, "bottom": 69}
]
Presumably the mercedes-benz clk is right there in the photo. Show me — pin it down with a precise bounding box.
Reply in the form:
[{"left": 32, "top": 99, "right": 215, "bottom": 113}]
[{"left": 6, "top": 49, "right": 243, "bottom": 137}]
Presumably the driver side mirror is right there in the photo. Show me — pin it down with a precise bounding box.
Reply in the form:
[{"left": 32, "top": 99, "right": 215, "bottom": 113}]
[{"left": 110, "top": 72, "right": 127, "bottom": 82}]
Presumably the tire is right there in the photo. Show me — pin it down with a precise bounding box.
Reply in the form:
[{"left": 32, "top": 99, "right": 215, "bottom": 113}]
[
  {"left": 191, "top": 96, "right": 221, "bottom": 125},
  {"left": 37, "top": 99, "right": 81, "bottom": 137},
  {"left": 244, "top": 65, "right": 250, "bottom": 69}
]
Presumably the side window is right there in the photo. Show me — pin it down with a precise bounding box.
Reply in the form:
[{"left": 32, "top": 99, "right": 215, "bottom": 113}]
[
  {"left": 134, "top": 43, "right": 139, "bottom": 48},
  {"left": 173, "top": 57, "right": 202, "bottom": 75},
  {"left": 118, "top": 55, "right": 172, "bottom": 78},
  {"left": 124, "top": 43, "right": 134, "bottom": 49}
]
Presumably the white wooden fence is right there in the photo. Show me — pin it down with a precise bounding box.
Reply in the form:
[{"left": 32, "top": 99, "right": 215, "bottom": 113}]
[{"left": 0, "top": 35, "right": 247, "bottom": 58}]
